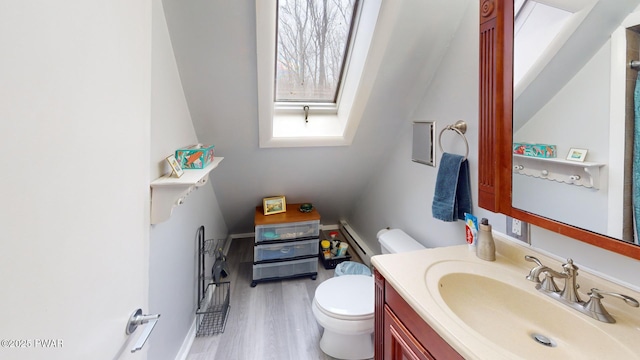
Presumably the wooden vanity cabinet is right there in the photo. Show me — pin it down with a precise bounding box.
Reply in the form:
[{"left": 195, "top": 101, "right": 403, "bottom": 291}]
[{"left": 375, "top": 270, "right": 463, "bottom": 360}]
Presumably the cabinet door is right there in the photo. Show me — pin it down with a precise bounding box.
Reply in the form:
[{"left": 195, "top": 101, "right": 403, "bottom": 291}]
[{"left": 384, "top": 307, "right": 434, "bottom": 360}]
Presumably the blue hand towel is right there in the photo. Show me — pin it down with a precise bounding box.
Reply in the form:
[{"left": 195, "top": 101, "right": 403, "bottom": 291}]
[{"left": 432, "top": 152, "right": 472, "bottom": 222}]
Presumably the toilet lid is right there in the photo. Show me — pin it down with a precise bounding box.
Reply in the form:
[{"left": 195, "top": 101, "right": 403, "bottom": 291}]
[{"left": 314, "top": 275, "right": 374, "bottom": 319}]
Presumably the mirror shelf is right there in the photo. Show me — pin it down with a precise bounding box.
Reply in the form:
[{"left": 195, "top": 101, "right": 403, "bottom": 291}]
[{"left": 512, "top": 155, "right": 605, "bottom": 189}]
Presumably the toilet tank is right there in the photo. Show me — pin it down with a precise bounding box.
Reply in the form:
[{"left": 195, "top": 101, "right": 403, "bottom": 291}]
[{"left": 377, "top": 229, "right": 425, "bottom": 254}]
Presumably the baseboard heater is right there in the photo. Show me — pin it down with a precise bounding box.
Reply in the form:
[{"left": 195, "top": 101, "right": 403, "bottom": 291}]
[{"left": 339, "top": 220, "right": 373, "bottom": 267}]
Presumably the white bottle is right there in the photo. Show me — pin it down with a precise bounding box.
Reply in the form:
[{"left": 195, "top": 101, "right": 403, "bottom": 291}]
[{"left": 476, "top": 218, "right": 496, "bottom": 261}]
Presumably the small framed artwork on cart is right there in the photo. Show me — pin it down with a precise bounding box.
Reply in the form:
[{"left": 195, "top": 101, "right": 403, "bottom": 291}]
[
  {"left": 566, "top": 148, "right": 588, "bottom": 162},
  {"left": 166, "top": 154, "right": 184, "bottom": 177},
  {"left": 263, "top": 196, "right": 286, "bottom": 215}
]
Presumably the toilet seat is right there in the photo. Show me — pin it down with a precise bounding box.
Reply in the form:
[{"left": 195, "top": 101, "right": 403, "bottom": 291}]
[{"left": 314, "top": 275, "right": 374, "bottom": 320}]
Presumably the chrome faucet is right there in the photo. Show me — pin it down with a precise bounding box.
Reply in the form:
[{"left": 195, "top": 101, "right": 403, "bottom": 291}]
[{"left": 525, "top": 255, "right": 639, "bottom": 323}]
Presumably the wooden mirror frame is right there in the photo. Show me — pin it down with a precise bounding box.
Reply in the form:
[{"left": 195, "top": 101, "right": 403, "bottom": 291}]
[{"left": 478, "top": 0, "right": 640, "bottom": 260}]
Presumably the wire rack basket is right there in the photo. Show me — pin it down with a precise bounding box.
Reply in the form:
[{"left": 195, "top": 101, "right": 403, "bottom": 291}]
[{"left": 196, "top": 281, "right": 230, "bottom": 336}]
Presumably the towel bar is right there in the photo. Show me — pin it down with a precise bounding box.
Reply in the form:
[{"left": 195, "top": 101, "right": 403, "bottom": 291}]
[
  {"left": 126, "top": 309, "right": 160, "bottom": 353},
  {"left": 438, "top": 120, "right": 469, "bottom": 161}
]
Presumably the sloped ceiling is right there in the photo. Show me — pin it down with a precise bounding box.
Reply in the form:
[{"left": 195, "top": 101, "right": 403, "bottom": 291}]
[{"left": 161, "top": 0, "right": 470, "bottom": 233}]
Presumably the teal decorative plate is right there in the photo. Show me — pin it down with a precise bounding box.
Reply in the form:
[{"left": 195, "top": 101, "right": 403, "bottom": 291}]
[{"left": 299, "top": 203, "right": 313, "bottom": 213}]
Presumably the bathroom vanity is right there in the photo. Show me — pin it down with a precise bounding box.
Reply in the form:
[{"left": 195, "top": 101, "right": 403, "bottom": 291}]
[
  {"left": 374, "top": 269, "right": 462, "bottom": 359},
  {"left": 372, "top": 235, "right": 640, "bottom": 359}
]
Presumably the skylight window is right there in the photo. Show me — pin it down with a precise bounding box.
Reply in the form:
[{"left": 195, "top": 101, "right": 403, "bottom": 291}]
[
  {"left": 255, "top": 0, "right": 381, "bottom": 147},
  {"left": 275, "top": 0, "right": 358, "bottom": 104}
]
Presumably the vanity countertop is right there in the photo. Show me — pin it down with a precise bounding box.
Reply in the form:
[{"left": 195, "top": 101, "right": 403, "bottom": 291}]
[{"left": 371, "top": 235, "right": 640, "bottom": 359}]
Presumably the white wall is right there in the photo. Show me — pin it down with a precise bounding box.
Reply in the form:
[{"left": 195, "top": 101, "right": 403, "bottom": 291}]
[
  {"left": 348, "top": 1, "right": 479, "bottom": 252},
  {"left": 161, "top": 0, "right": 470, "bottom": 234},
  {"left": 346, "top": 1, "right": 640, "bottom": 288},
  {"left": 0, "top": 1, "right": 151, "bottom": 359},
  {"left": 149, "top": 1, "right": 228, "bottom": 359}
]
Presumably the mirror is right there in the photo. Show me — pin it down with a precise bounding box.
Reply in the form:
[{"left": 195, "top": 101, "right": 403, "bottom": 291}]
[
  {"left": 512, "top": 0, "right": 640, "bottom": 243},
  {"left": 478, "top": 0, "right": 640, "bottom": 260}
]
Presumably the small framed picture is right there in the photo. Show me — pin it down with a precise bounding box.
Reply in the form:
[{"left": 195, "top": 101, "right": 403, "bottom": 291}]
[
  {"left": 263, "top": 196, "right": 286, "bottom": 215},
  {"left": 166, "top": 154, "right": 184, "bottom": 177},
  {"left": 566, "top": 148, "right": 588, "bottom": 162}
]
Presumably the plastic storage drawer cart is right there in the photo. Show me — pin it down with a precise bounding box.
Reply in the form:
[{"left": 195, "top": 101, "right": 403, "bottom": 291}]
[{"left": 252, "top": 204, "right": 320, "bottom": 287}]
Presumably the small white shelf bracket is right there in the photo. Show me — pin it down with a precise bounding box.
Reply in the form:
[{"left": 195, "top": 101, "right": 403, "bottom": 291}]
[
  {"left": 150, "top": 157, "right": 223, "bottom": 224},
  {"left": 512, "top": 155, "right": 604, "bottom": 189}
]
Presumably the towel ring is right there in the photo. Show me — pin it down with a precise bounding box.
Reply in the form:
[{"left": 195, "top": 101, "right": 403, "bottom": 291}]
[{"left": 438, "top": 120, "right": 469, "bottom": 161}]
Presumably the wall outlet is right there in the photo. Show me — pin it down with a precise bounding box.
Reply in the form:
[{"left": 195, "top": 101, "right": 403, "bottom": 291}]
[
  {"left": 512, "top": 219, "right": 522, "bottom": 236},
  {"left": 507, "top": 217, "right": 530, "bottom": 244}
]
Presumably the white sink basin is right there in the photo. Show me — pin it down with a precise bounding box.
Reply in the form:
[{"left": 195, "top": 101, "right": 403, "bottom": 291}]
[
  {"left": 372, "top": 241, "right": 640, "bottom": 359},
  {"left": 426, "top": 260, "right": 637, "bottom": 359}
]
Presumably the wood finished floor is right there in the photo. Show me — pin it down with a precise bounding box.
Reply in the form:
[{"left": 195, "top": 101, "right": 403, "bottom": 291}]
[{"left": 187, "top": 237, "right": 371, "bottom": 360}]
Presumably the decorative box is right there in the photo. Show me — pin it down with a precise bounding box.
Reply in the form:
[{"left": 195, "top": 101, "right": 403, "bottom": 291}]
[
  {"left": 175, "top": 144, "right": 215, "bottom": 169},
  {"left": 513, "top": 143, "right": 557, "bottom": 158}
]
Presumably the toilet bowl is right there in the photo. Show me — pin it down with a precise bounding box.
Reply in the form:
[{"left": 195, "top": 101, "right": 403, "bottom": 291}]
[
  {"left": 312, "top": 275, "right": 374, "bottom": 359},
  {"left": 312, "top": 228, "right": 425, "bottom": 359}
]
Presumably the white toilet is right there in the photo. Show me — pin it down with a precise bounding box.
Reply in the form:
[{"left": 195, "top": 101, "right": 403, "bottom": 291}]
[{"left": 312, "top": 228, "right": 425, "bottom": 359}]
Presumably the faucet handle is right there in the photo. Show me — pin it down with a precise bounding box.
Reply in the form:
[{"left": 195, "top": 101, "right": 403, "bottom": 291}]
[
  {"left": 524, "top": 255, "right": 546, "bottom": 283},
  {"left": 589, "top": 288, "right": 639, "bottom": 307},
  {"left": 525, "top": 255, "right": 543, "bottom": 266},
  {"left": 583, "top": 288, "right": 639, "bottom": 324}
]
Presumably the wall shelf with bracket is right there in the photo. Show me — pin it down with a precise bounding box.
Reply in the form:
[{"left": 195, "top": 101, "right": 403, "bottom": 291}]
[
  {"left": 512, "top": 154, "right": 605, "bottom": 189},
  {"left": 150, "top": 157, "right": 224, "bottom": 224}
]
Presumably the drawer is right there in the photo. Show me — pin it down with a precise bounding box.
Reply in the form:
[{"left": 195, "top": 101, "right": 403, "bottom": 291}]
[
  {"left": 254, "top": 239, "right": 319, "bottom": 262},
  {"left": 255, "top": 220, "right": 319, "bottom": 243},
  {"left": 253, "top": 257, "right": 318, "bottom": 280}
]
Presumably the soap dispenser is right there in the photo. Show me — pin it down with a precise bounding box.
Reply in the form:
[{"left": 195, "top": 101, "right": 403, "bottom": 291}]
[{"left": 476, "top": 218, "right": 496, "bottom": 261}]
